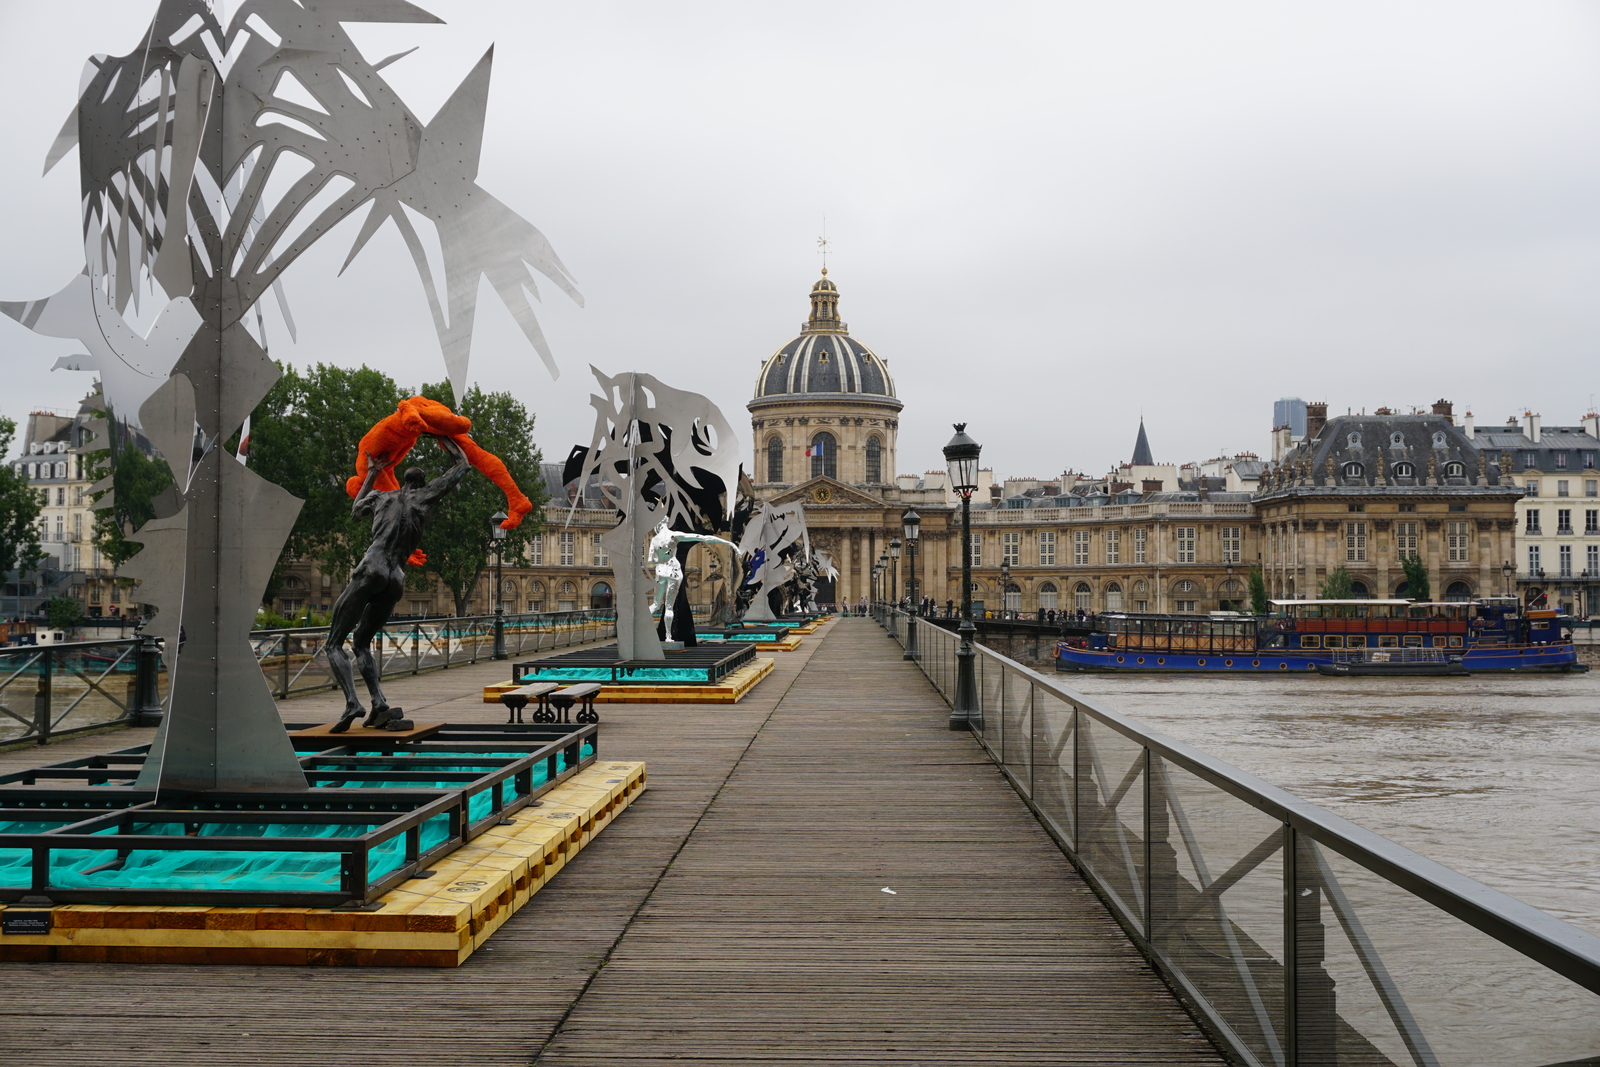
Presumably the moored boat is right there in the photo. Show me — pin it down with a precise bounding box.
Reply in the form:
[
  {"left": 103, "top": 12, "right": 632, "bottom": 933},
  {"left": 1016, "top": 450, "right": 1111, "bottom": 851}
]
[{"left": 1056, "top": 598, "right": 1579, "bottom": 674}]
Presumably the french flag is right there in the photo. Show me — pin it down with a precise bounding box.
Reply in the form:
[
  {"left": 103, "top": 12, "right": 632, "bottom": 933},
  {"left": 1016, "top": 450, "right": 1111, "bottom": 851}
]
[{"left": 805, "top": 440, "right": 825, "bottom": 458}]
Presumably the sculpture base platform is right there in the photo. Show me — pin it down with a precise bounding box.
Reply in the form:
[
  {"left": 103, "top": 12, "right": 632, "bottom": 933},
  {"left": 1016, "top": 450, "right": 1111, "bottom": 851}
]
[
  {"left": 287, "top": 721, "right": 444, "bottom": 746},
  {"left": 695, "top": 627, "right": 804, "bottom": 651},
  {"left": 485, "top": 657, "right": 774, "bottom": 706},
  {"left": 512, "top": 643, "right": 757, "bottom": 686},
  {"left": 0, "top": 761, "right": 645, "bottom": 967}
]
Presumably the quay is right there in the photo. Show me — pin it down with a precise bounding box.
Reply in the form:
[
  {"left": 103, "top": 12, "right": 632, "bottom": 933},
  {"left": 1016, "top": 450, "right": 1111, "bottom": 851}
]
[{"left": 0, "top": 617, "right": 1221, "bottom": 1066}]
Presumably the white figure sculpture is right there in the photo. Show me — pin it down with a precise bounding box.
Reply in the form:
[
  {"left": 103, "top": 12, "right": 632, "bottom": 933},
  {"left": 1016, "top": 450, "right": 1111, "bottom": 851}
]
[{"left": 646, "top": 518, "right": 737, "bottom": 637}]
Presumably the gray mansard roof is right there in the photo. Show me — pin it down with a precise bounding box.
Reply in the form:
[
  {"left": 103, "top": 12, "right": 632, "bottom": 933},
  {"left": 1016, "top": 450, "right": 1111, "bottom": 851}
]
[
  {"left": 1474, "top": 424, "right": 1600, "bottom": 475},
  {"left": 1258, "top": 413, "right": 1517, "bottom": 496}
]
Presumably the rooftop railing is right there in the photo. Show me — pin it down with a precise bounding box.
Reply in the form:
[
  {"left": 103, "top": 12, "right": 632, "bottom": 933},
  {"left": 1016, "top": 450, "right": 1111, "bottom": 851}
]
[
  {"left": 885, "top": 609, "right": 1600, "bottom": 1067},
  {"left": 971, "top": 500, "right": 1253, "bottom": 525}
]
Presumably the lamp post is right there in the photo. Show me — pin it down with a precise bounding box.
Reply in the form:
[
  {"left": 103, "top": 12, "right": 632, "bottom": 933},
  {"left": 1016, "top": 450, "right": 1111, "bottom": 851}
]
[
  {"left": 878, "top": 553, "right": 888, "bottom": 621},
  {"left": 999, "top": 562, "right": 1011, "bottom": 619},
  {"left": 872, "top": 563, "right": 883, "bottom": 621},
  {"left": 1503, "top": 560, "right": 1516, "bottom": 599},
  {"left": 902, "top": 509, "right": 921, "bottom": 660},
  {"left": 490, "top": 509, "right": 508, "bottom": 660},
  {"left": 887, "top": 537, "right": 902, "bottom": 637},
  {"left": 943, "top": 423, "right": 982, "bottom": 730}
]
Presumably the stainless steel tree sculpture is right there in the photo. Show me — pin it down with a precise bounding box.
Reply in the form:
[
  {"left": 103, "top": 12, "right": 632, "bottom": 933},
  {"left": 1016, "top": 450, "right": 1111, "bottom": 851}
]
[
  {"left": 737, "top": 502, "right": 809, "bottom": 622},
  {"left": 564, "top": 368, "right": 741, "bottom": 661},
  {"left": 2, "top": 1, "right": 581, "bottom": 790}
]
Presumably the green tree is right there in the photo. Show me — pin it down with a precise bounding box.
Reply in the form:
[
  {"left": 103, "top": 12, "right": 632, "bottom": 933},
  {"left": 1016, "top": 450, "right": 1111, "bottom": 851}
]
[
  {"left": 1399, "top": 554, "right": 1430, "bottom": 602},
  {"left": 1319, "top": 566, "right": 1357, "bottom": 600},
  {"left": 88, "top": 437, "right": 176, "bottom": 568},
  {"left": 1248, "top": 564, "right": 1269, "bottom": 614},
  {"left": 417, "top": 380, "right": 546, "bottom": 616},
  {"left": 44, "top": 594, "right": 81, "bottom": 630},
  {"left": 246, "top": 362, "right": 406, "bottom": 601},
  {"left": 0, "top": 417, "right": 44, "bottom": 578}
]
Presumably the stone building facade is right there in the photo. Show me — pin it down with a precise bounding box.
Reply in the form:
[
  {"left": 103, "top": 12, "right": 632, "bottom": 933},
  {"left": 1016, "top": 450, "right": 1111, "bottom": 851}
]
[{"left": 1256, "top": 404, "right": 1521, "bottom": 603}]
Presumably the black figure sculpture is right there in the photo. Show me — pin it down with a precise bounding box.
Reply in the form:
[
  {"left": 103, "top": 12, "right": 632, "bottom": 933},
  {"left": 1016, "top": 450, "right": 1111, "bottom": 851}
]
[{"left": 327, "top": 438, "right": 472, "bottom": 732}]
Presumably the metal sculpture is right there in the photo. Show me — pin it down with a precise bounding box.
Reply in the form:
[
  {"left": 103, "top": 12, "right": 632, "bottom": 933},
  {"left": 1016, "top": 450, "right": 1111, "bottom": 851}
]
[
  {"left": 564, "top": 368, "right": 741, "bottom": 660},
  {"left": 2, "top": 1, "right": 580, "bottom": 790},
  {"left": 737, "top": 502, "right": 809, "bottom": 622},
  {"left": 644, "top": 517, "right": 736, "bottom": 642},
  {"left": 327, "top": 438, "right": 471, "bottom": 733}
]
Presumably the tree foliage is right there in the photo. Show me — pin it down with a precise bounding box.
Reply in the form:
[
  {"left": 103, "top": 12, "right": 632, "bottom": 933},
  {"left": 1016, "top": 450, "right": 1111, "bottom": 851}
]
[
  {"left": 1248, "top": 564, "right": 1269, "bottom": 614},
  {"left": 89, "top": 436, "right": 176, "bottom": 568},
  {"left": 247, "top": 363, "right": 406, "bottom": 600},
  {"left": 44, "top": 595, "right": 81, "bottom": 630},
  {"left": 417, "top": 380, "right": 546, "bottom": 616},
  {"left": 0, "top": 417, "right": 44, "bottom": 578},
  {"left": 1399, "top": 554, "right": 1431, "bottom": 602},
  {"left": 1319, "top": 566, "right": 1357, "bottom": 600}
]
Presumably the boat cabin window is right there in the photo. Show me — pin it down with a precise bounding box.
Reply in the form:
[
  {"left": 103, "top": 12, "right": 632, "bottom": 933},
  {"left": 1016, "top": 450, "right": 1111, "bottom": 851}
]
[
  {"left": 1324, "top": 635, "right": 1344, "bottom": 648},
  {"left": 1448, "top": 636, "right": 1463, "bottom": 647},
  {"left": 1404, "top": 635, "right": 1423, "bottom": 647},
  {"left": 1347, "top": 635, "right": 1367, "bottom": 649},
  {"left": 1301, "top": 635, "right": 1321, "bottom": 649},
  {"left": 1379, "top": 635, "right": 1399, "bottom": 648}
]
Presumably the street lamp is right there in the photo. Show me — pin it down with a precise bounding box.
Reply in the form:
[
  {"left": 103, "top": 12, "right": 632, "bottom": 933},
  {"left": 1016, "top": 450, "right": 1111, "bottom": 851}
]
[
  {"left": 999, "top": 562, "right": 1011, "bottom": 619},
  {"left": 902, "top": 509, "right": 921, "bottom": 660},
  {"left": 887, "top": 537, "right": 903, "bottom": 637},
  {"left": 1503, "top": 559, "right": 1516, "bottom": 600},
  {"left": 943, "top": 423, "right": 982, "bottom": 730},
  {"left": 490, "top": 509, "right": 508, "bottom": 660},
  {"left": 878, "top": 553, "right": 888, "bottom": 620},
  {"left": 872, "top": 562, "right": 883, "bottom": 620}
]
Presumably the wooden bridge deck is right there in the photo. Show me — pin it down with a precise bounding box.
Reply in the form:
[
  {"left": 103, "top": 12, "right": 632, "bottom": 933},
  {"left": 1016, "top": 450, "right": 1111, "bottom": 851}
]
[{"left": 0, "top": 617, "right": 1222, "bottom": 1066}]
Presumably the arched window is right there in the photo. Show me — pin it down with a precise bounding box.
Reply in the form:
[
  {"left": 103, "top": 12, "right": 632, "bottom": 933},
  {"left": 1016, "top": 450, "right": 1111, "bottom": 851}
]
[
  {"left": 1105, "top": 581, "right": 1123, "bottom": 612},
  {"left": 810, "top": 432, "right": 836, "bottom": 479},
  {"left": 1444, "top": 580, "right": 1472, "bottom": 602},
  {"left": 865, "top": 436, "right": 882, "bottom": 484},
  {"left": 557, "top": 580, "right": 577, "bottom": 612},
  {"left": 1351, "top": 580, "right": 1371, "bottom": 599},
  {"left": 590, "top": 581, "right": 614, "bottom": 610},
  {"left": 766, "top": 436, "right": 784, "bottom": 483},
  {"left": 1347, "top": 431, "right": 1362, "bottom": 447},
  {"left": 560, "top": 581, "right": 576, "bottom": 595},
  {"left": 1177, "top": 579, "right": 1195, "bottom": 592},
  {"left": 1038, "top": 582, "right": 1058, "bottom": 611},
  {"left": 1390, "top": 432, "right": 1405, "bottom": 447},
  {"left": 1444, "top": 461, "right": 1464, "bottom": 478},
  {"left": 1342, "top": 462, "right": 1364, "bottom": 480},
  {"left": 1074, "top": 582, "right": 1092, "bottom": 610},
  {"left": 1392, "top": 461, "right": 1415, "bottom": 479},
  {"left": 500, "top": 578, "right": 518, "bottom": 596},
  {"left": 1003, "top": 583, "right": 1022, "bottom": 611}
]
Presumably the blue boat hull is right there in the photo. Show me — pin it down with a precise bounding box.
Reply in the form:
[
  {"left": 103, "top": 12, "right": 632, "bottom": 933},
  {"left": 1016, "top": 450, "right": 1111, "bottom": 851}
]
[{"left": 1055, "top": 643, "right": 1580, "bottom": 673}]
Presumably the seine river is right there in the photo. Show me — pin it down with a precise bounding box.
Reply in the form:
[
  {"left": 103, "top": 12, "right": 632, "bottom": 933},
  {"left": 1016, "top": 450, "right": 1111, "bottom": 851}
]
[{"left": 1065, "top": 670, "right": 1600, "bottom": 936}]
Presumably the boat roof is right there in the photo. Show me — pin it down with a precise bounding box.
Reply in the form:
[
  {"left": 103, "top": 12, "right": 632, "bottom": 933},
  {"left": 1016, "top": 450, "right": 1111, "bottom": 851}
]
[{"left": 1270, "top": 599, "right": 1410, "bottom": 606}]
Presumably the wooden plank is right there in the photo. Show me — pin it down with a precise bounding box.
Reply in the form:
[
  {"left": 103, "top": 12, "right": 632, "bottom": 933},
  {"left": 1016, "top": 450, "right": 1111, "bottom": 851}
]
[{"left": 286, "top": 720, "right": 444, "bottom": 742}]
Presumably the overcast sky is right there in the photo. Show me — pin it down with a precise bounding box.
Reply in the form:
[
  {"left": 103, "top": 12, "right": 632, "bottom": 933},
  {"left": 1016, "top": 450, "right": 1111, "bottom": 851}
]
[{"left": 4, "top": 1, "right": 1600, "bottom": 481}]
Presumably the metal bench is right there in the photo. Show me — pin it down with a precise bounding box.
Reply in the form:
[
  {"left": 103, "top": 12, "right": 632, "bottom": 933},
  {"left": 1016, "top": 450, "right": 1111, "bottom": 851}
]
[
  {"left": 545, "top": 682, "right": 602, "bottom": 724},
  {"left": 499, "top": 681, "right": 561, "bottom": 724}
]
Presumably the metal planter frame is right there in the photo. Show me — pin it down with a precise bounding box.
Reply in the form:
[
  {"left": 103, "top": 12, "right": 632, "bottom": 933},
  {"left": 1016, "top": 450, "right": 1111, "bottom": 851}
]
[{"left": 0, "top": 722, "right": 596, "bottom": 908}]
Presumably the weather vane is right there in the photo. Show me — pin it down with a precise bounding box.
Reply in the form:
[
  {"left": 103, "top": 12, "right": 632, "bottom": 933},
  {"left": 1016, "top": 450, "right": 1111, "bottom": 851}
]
[{"left": 817, "top": 220, "right": 830, "bottom": 273}]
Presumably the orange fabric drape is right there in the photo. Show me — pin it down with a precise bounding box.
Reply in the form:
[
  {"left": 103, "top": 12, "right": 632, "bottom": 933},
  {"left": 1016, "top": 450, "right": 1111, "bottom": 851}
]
[{"left": 345, "top": 396, "right": 533, "bottom": 565}]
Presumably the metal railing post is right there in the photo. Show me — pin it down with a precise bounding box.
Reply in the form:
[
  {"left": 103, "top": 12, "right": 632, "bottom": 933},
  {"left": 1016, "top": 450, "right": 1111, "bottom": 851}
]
[
  {"left": 33, "top": 649, "right": 52, "bottom": 744},
  {"left": 903, "top": 612, "right": 919, "bottom": 660},
  {"left": 135, "top": 634, "right": 165, "bottom": 726}
]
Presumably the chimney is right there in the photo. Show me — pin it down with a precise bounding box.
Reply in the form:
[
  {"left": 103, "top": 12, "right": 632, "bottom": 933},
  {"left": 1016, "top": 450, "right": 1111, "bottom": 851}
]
[
  {"left": 1523, "top": 411, "right": 1541, "bottom": 444},
  {"left": 1463, "top": 411, "right": 1475, "bottom": 440},
  {"left": 1431, "top": 398, "right": 1453, "bottom": 418},
  {"left": 1305, "top": 402, "right": 1328, "bottom": 441},
  {"left": 1142, "top": 478, "right": 1164, "bottom": 494},
  {"left": 1584, "top": 413, "right": 1600, "bottom": 441}
]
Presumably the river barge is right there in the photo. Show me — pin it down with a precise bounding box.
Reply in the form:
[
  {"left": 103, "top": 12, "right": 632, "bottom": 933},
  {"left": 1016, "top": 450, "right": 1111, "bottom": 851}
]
[{"left": 1056, "top": 598, "right": 1578, "bottom": 674}]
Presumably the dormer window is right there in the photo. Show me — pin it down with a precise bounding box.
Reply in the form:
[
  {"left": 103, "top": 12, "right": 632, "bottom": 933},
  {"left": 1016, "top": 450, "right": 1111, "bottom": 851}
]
[
  {"left": 1343, "top": 462, "right": 1364, "bottom": 479},
  {"left": 1390, "top": 432, "right": 1405, "bottom": 447},
  {"left": 1432, "top": 431, "right": 1447, "bottom": 448},
  {"left": 1444, "top": 461, "right": 1465, "bottom": 478},
  {"left": 818, "top": 350, "right": 829, "bottom": 362},
  {"left": 1347, "top": 432, "right": 1361, "bottom": 447},
  {"left": 1392, "top": 461, "right": 1415, "bottom": 478}
]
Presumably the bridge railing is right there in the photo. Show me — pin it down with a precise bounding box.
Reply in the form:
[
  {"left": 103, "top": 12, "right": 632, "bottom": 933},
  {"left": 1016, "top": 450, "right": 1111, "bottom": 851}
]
[
  {"left": 885, "top": 610, "right": 1600, "bottom": 1067},
  {"left": 251, "top": 609, "right": 616, "bottom": 700},
  {"left": 0, "top": 638, "right": 163, "bottom": 746}
]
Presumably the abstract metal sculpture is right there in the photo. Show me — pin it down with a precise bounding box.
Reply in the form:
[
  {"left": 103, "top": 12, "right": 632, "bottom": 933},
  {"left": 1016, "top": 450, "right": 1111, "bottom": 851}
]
[
  {"left": 327, "top": 438, "right": 471, "bottom": 733},
  {"left": 2, "top": 2, "right": 580, "bottom": 790},
  {"left": 737, "top": 502, "right": 809, "bottom": 622},
  {"left": 645, "top": 518, "right": 736, "bottom": 641},
  {"left": 564, "top": 368, "right": 741, "bottom": 660}
]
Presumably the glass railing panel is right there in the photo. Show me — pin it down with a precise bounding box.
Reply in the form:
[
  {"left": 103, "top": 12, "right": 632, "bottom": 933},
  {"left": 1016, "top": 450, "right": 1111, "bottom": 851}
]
[
  {"left": 1028, "top": 690, "right": 1075, "bottom": 849},
  {"left": 1001, "top": 665, "right": 1032, "bottom": 787},
  {"left": 1151, "top": 756, "right": 1287, "bottom": 1067},
  {"left": 1076, "top": 713, "right": 1146, "bottom": 934},
  {"left": 1309, "top": 841, "right": 1600, "bottom": 1067},
  {"left": 977, "top": 650, "right": 1003, "bottom": 742}
]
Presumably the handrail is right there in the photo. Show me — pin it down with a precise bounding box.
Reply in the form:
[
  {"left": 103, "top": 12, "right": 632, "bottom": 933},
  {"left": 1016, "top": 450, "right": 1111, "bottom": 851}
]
[{"left": 884, "top": 608, "right": 1600, "bottom": 1066}]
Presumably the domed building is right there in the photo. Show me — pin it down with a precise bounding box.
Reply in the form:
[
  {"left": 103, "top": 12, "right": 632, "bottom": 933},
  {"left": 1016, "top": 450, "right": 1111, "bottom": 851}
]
[{"left": 750, "top": 270, "right": 903, "bottom": 493}]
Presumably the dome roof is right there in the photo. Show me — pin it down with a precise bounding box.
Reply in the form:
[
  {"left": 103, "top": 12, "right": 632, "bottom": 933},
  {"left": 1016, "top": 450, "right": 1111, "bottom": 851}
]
[{"left": 752, "top": 272, "right": 898, "bottom": 403}]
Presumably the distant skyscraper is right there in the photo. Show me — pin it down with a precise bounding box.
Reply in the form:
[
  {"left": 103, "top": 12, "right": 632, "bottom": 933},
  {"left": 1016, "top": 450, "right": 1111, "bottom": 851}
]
[
  {"left": 1274, "top": 397, "right": 1307, "bottom": 437},
  {"left": 1131, "top": 418, "right": 1154, "bottom": 466}
]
